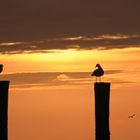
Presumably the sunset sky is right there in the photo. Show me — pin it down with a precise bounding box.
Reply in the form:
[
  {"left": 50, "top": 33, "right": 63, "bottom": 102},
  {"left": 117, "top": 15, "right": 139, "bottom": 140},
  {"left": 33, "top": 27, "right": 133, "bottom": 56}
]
[
  {"left": 0, "top": 0, "right": 140, "bottom": 73},
  {"left": 0, "top": 0, "right": 140, "bottom": 140}
]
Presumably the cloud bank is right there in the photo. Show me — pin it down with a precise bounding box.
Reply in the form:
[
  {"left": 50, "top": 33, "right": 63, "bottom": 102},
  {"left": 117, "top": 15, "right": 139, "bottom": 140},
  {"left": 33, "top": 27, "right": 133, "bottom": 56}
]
[
  {"left": 1, "top": 70, "right": 129, "bottom": 89},
  {"left": 0, "top": 0, "right": 140, "bottom": 54},
  {"left": 0, "top": 34, "right": 140, "bottom": 54}
]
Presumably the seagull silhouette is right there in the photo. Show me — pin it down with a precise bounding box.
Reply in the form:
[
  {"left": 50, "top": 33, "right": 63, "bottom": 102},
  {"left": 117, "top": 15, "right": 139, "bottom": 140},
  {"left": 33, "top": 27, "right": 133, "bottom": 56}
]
[
  {"left": 91, "top": 64, "right": 104, "bottom": 82},
  {"left": 128, "top": 114, "right": 136, "bottom": 119},
  {"left": 0, "top": 64, "right": 3, "bottom": 74}
]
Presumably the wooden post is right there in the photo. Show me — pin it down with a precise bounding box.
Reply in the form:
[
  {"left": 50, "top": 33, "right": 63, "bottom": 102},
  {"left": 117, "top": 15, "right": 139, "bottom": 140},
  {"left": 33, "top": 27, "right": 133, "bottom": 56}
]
[
  {"left": 94, "top": 82, "right": 110, "bottom": 140},
  {"left": 0, "top": 81, "right": 10, "bottom": 140}
]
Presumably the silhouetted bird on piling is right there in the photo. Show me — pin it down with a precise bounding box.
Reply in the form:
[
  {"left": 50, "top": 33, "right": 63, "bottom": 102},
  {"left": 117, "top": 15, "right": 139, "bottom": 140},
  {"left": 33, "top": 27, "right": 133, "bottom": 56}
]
[
  {"left": 0, "top": 64, "right": 3, "bottom": 73},
  {"left": 91, "top": 64, "right": 104, "bottom": 82}
]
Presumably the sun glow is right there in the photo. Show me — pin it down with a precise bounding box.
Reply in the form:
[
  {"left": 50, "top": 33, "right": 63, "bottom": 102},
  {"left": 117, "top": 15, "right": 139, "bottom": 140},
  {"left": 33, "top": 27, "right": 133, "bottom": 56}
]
[{"left": 1, "top": 47, "right": 140, "bottom": 73}]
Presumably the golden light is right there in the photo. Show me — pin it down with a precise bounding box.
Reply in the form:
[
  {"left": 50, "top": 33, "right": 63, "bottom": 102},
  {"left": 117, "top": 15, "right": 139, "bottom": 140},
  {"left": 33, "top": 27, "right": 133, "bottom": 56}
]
[{"left": 0, "top": 47, "right": 140, "bottom": 73}]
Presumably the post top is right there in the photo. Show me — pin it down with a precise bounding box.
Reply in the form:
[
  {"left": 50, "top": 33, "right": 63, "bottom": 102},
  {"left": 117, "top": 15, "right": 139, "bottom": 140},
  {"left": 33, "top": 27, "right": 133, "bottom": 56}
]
[
  {"left": 0, "top": 81, "right": 10, "bottom": 84},
  {"left": 94, "top": 82, "right": 111, "bottom": 89},
  {"left": 94, "top": 82, "right": 111, "bottom": 85}
]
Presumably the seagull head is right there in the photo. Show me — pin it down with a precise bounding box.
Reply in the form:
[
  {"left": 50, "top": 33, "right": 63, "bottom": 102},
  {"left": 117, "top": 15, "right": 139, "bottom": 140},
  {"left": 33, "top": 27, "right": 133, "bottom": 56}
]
[
  {"left": 95, "top": 64, "right": 100, "bottom": 68},
  {"left": 0, "top": 64, "right": 3, "bottom": 73},
  {"left": 0, "top": 64, "right": 3, "bottom": 68}
]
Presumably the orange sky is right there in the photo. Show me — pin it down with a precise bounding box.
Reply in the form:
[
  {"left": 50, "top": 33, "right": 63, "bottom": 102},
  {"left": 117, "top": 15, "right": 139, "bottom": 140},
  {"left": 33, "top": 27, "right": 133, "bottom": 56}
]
[{"left": 1, "top": 47, "right": 140, "bottom": 73}]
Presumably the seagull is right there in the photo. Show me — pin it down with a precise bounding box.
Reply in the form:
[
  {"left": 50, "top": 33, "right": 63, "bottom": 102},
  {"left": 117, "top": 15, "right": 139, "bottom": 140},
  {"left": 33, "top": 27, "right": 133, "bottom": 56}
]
[
  {"left": 91, "top": 64, "right": 104, "bottom": 82},
  {"left": 128, "top": 114, "right": 136, "bottom": 119},
  {"left": 0, "top": 64, "right": 3, "bottom": 73}
]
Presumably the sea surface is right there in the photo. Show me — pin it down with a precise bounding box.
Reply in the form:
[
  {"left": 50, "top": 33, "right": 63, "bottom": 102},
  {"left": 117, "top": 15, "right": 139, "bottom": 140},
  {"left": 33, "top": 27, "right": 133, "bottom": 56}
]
[{"left": 2, "top": 71, "right": 139, "bottom": 140}]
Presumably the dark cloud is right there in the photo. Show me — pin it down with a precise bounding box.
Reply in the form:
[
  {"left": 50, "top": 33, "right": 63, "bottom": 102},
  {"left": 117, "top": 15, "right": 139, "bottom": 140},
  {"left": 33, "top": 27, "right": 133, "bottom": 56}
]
[
  {"left": 1, "top": 0, "right": 140, "bottom": 39},
  {"left": 0, "top": 34, "right": 140, "bottom": 54},
  {"left": 1, "top": 70, "right": 124, "bottom": 88},
  {"left": 0, "top": 0, "right": 140, "bottom": 54}
]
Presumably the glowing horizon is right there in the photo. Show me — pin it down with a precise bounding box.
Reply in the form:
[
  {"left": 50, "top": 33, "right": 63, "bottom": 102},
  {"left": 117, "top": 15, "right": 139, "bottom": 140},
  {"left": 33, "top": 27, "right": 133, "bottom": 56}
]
[{"left": 0, "top": 47, "right": 140, "bottom": 74}]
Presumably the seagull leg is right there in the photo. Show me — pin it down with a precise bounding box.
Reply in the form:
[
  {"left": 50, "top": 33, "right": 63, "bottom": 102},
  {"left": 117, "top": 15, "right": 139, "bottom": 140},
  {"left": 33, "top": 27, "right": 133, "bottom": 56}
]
[{"left": 98, "top": 77, "right": 100, "bottom": 82}]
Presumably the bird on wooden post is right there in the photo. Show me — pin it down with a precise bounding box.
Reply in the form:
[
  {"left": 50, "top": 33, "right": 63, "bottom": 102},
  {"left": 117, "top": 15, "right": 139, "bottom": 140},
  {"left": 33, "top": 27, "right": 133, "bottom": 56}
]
[
  {"left": 91, "top": 64, "right": 104, "bottom": 82},
  {"left": 0, "top": 64, "right": 3, "bottom": 74}
]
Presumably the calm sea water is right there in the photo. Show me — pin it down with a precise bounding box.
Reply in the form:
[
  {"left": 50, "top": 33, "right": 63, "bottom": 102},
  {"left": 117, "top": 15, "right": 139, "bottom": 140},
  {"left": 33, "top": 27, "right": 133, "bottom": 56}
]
[{"left": 6, "top": 71, "right": 140, "bottom": 140}]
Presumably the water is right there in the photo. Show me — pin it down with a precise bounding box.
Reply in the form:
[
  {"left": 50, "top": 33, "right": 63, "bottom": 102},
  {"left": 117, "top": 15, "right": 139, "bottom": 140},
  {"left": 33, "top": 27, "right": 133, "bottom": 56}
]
[{"left": 6, "top": 71, "right": 140, "bottom": 140}]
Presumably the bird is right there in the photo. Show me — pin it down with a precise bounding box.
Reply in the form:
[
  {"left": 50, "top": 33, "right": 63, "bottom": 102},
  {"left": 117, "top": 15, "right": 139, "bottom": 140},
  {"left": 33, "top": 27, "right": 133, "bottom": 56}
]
[
  {"left": 128, "top": 114, "right": 136, "bottom": 119},
  {"left": 0, "top": 64, "right": 3, "bottom": 73},
  {"left": 91, "top": 64, "right": 104, "bottom": 82}
]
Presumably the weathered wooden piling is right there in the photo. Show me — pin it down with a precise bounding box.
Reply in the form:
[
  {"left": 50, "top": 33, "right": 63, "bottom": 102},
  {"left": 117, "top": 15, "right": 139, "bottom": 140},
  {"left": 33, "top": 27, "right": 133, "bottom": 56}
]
[
  {"left": 0, "top": 81, "right": 10, "bottom": 140},
  {"left": 94, "top": 82, "right": 110, "bottom": 140}
]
